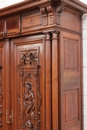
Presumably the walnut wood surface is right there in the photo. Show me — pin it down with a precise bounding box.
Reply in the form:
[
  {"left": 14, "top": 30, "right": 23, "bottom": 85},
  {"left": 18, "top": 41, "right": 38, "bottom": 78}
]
[{"left": 0, "top": 0, "right": 86, "bottom": 130}]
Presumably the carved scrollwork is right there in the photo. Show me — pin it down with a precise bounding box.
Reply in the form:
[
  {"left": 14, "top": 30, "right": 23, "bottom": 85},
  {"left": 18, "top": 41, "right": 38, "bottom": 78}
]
[
  {"left": 57, "top": 5, "right": 64, "bottom": 14},
  {"left": 57, "top": 4, "right": 64, "bottom": 25},
  {"left": 18, "top": 47, "right": 41, "bottom": 130}
]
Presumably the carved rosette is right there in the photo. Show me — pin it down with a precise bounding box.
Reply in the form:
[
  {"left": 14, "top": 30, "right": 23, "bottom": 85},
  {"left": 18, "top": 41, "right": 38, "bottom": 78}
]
[{"left": 18, "top": 47, "right": 41, "bottom": 130}]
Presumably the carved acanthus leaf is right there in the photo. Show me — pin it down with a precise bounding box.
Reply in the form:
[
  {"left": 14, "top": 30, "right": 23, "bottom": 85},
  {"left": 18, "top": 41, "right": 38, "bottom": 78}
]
[
  {"left": 57, "top": 5, "right": 64, "bottom": 14},
  {"left": 57, "top": 4, "right": 64, "bottom": 24}
]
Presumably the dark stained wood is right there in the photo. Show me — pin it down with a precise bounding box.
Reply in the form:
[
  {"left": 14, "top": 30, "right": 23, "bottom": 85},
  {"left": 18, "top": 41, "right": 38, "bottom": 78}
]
[
  {"left": 0, "top": 0, "right": 86, "bottom": 130},
  {"left": 52, "top": 31, "right": 59, "bottom": 130}
]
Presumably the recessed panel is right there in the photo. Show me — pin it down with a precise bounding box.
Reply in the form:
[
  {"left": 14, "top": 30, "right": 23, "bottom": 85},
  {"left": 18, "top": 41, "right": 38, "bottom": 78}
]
[
  {"left": 65, "top": 124, "right": 80, "bottom": 130},
  {"left": 64, "top": 89, "right": 79, "bottom": 124},
  {"left": 64, "top": 38, "right": 78, "bottom": 71},
  {"left": 22, "top": 14, "right": 42, "bottom": 29}
]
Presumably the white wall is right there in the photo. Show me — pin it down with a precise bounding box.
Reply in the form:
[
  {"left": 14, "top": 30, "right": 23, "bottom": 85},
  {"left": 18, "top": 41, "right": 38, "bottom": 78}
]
[
  {"left": 82, "top": 13, "right": 87, "bottom": 130},
  {"left": 0, "top": 0, "right": 24, "bottom": 9}
]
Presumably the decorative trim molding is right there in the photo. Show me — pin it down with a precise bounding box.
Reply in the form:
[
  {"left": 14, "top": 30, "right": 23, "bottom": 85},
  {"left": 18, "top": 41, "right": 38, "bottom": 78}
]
[{"left": 21, "top": 9, "right": 40, "bottom": 17}]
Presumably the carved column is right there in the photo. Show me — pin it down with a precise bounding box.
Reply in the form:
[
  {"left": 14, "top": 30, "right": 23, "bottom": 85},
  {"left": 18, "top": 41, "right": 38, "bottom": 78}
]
[
  {"left": 52, "top": 31, "right": 59, "bottom": 130},
  {"left": 45, "top": 33, "right": 52, "bottom": 130}
]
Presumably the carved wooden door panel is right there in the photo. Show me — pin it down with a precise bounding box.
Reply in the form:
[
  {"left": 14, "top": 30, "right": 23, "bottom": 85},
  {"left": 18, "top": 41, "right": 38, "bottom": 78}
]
[
  {"left": 9, "top": 34, "right": 51, "bottom": 130},
  {"left": 59, "top": 32, "right": 82, "bottom": 130}
]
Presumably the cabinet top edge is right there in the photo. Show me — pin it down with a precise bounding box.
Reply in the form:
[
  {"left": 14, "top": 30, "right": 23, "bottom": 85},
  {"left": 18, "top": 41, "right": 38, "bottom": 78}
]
[
  {"left": 0, "top": 0, "right": 87, "bottom": 17},
  {"left": 61, "top": 0, "right": 87, "bottom": 14}
]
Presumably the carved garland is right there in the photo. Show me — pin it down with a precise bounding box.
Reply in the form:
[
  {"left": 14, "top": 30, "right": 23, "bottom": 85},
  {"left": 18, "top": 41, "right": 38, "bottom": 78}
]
[{"left": 18, "top": 48, "right": 41, "bottom": 130}]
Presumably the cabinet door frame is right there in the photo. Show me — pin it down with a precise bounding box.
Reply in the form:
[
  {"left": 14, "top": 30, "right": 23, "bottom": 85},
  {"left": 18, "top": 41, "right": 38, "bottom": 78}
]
[{"left": 9, "top": 34, "right": 52, "bottom": 130}]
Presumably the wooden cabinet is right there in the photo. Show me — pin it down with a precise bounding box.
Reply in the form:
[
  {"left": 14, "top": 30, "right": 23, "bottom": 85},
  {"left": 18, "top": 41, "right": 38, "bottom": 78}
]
[{"left": 0, "top": 0, "right": 87, "bottom": 130}]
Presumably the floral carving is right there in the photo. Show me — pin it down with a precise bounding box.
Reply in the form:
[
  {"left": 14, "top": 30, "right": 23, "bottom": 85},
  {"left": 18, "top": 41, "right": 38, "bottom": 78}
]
[{"left": 18, "top": 47, "right": 41, "bottom": 130}]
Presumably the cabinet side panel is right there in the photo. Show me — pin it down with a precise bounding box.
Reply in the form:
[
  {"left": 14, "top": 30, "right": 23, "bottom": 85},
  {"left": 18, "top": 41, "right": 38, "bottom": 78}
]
[{"left": 59, "top": 32, "right": 82, "bottom": 130}]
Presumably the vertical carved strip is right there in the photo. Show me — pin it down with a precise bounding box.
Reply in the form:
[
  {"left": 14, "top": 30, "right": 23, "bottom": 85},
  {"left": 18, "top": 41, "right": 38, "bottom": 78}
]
[
  {"left": 0, "top": 64, "right": 3, "bottom": 127},
  {"left": 20, "top": 70, "right": 25, "bottom": 128},
  {"left": 52, "top": 31, "right": 59, "bottom": 130},
  {"left": 18, "top": 48, "right": 41, "bottom": 130},
  {"left": 45, "top": 33, "right": 52, "bottom": 130},
  {"left": 18, "top": 70, "right": 23, "bottom": 129}
]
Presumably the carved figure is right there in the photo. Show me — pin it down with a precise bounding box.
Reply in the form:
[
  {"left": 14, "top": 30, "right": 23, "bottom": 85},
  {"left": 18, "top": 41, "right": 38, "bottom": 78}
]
[{"left": 23, "top": 82, "right": 35, "bottom": 123}]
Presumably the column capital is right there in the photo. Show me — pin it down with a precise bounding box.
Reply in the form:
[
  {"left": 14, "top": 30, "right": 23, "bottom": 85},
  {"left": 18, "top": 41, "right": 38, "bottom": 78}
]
[
  {"left": 52, "top": 31, "right": 59, "bottom": 39},
  {"left": 45, "top": 32, "right": 51, "bottom": 40}
]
